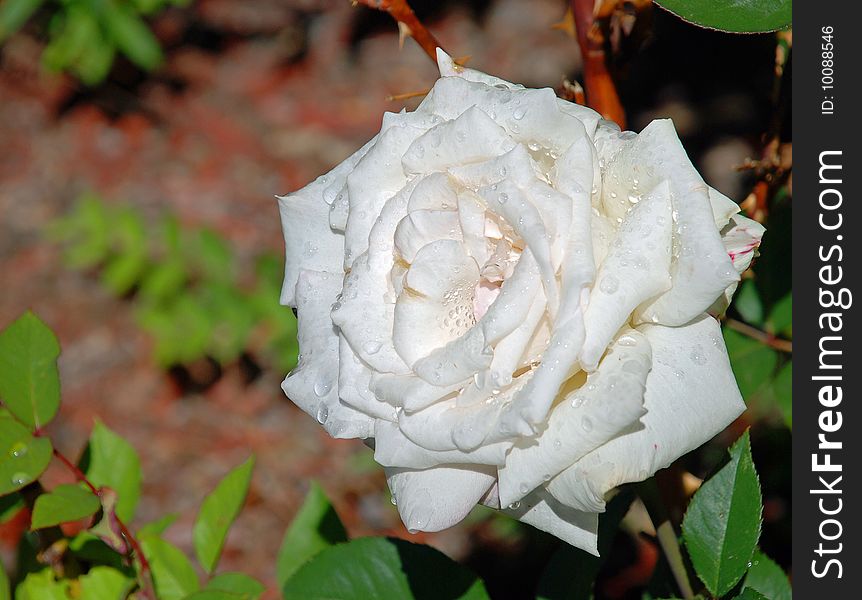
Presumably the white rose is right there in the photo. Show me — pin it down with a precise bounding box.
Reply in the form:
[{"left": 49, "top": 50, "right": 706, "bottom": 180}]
[{"left": 278, "top": 50, "right": 764, "bottom": 554}]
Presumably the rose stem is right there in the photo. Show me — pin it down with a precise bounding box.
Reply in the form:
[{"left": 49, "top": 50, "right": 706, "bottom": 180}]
[
  {"left": 724, "top": 317, "right": 793, "bottom": 354},
  {"left": 638, "top": 479, "right": 696, "bottom": 600},
  {"left": 50, "top": 444, "right": 156, "bottom": 599},
  {"left": 570, "top": 0, "right": 626, "bottom": 128},
  {"left": 352, "top": 0, "right": 447, "bottom": 62}
]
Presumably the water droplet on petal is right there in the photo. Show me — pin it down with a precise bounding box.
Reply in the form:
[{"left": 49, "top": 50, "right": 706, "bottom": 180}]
[
  {"left": 313, "top": 377, "right": 333, "bottom": 397},
  {"left": 599, "top": 275, "right": 619, "bottom": 294},
  {"left": 11, "top": 472, "right": 28, "bottom": 486},
  {"left": 316, "top": 404, "right": 329, "bottom": 424},
  {"left": 581, "top": 417, "right": 593, "bottom": 432},
  {"left": 363, "top": 341, "right": 382, "bottom": 355}
]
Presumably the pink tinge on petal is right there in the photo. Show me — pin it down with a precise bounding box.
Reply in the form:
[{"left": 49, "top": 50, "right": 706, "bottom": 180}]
[
  {"left": 473, "top": 281, "right": 502, "bottom": 320},
  {"left": 728, "top": 241, "right": 759, "bottom": 263}
]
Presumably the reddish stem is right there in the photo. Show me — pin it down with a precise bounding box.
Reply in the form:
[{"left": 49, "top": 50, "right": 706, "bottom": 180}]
[
  {"left": 354, "top": 0, "right": 445, "bottom": 62},
  {"left": 52, "top": 447, "right": 155, "bottom": 598},
  {"left": 570, "top": 0, "right": 626, "bottom": 127}
]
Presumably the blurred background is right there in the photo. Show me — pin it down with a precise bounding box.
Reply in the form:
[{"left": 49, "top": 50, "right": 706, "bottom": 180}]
[{"left": 0, "top": 0, "right": 791, "bottom": 597}]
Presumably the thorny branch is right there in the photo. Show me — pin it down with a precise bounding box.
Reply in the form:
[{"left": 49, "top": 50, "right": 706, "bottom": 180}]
[
  {"left": 570, "top": 0, "right": 627, "bottom": 127},
  {"left": 50, "top": 445, "right": 155, "bottom": 599},
  {"left": 352, "top": 0, "right": 446, "bottom": 62}
]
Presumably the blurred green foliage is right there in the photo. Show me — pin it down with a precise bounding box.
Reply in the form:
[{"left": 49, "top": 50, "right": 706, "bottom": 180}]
[
  {"left": 0, "top": 0, "right": 188, "bottom": 85},
  {"left": 47, "top": 193, "right": 299, "bottom": 374}
]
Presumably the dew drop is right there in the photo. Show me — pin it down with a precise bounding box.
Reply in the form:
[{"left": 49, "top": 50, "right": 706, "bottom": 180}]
[
  {"left": 553, "top": 439, "right": 562, "bottom": 450},
  {"left": 316, "top": 404, "right": 329, "bottom": 424},
  {"left": 690, "top": 344, "right": 708, "bottom": 366},
  {"left": 599, "top": 275, "right": 619, "bottom": 294},
  {"left": 512, "top": 106, "right": 527, "bottom": 120},
  {"left": 581, "top": 417, "right": 593, "bottom": 432},
  {"left": 9, "top": 442, "right": 27, "bottom": 458},
  {"left": 11, "top": 472, "right": 28, "bottom": 486},
  {"left": 507, "top": 501, "right": 521, "bottom": 510},
  {"left": 498, "top": 192, "right": 509, "bottom": 204},
  {"left": 313, "top": 377, "right": 333, "bottom": 397},
  {"left": 363, "top": 341, "right": 382, "bottom": 355},
  {"left": 519, "top": 483, "right": 529, "bottom": 494}
]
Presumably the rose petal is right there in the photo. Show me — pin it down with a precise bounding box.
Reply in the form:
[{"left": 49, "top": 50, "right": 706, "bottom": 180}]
[
  {"left": 394, "top": 209, "right": 463, "bottom": 264},
  {"left": 403, "top": 106, "right": 517, "bottom": 175},
  {"left": 375, "top": 421, "right": 510, "bottom": 469},
  {"left": 277, "top": 139, "right": 374, "bottom": 305},
  {"left": 504, "top": 489, "right": 599, "bottom": 556},
  {"left": 547, "top": 314, "right": 745, "bottom": 512},
  {"left": 497, "top": 329, "right": 650, "bottom": 506},
  {"left": 580, "top": 180, "right": 674, "bottom": 371},
  {"left": 597, "top": 120, "right": 739, "bottom": 326},
  {"left": 281, "top": 270, "right": 374, "bottom": 439},
  {"left": 393, "top": 239, "right": 481, "bottom": 367},
  {"left": 386, "top": 464, "right": 495, "bottom": 532}
]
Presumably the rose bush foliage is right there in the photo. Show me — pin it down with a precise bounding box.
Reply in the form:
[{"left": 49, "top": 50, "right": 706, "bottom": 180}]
[{"left": 277, "top": 50, "right": 764, "bottom": 554}]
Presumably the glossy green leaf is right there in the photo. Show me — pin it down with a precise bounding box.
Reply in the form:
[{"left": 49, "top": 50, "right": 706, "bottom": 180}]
[
  {"left": 744, "top": 549, "right": 791, "bottom": 600},
  {"left": 141, "top": 535, "right": 200, "bottom": 600},
  {"left": 682, "top": 431, "right": 762, "bottom": 597},
  {"left": 276, "top": 481, "right": 348, "bottom": 588},
  {"left": 68, "top": 532, "right": 127, "bottom": 569},
  {"left": 724, "top": 328, "right": 778, "bottom": 400},
  {"left": 31, "top": 483, "right": 100, "bottom": 529},
  {"left": 0, "top": 311, "right": 61, "bottom": 429},
  {"left": 282, "top": 537, "right": 489, "bottom": 600},
  {"left": 82, "top": 421, "right": 142, "bottom": 521},
  {"left": 733, "top": 589, "right": 768, "bottom": 600},
  {"left": 0, "top": 0, "right": 45, "bottom": 42},
  {"left": 78, "top": 566, "right": 133, "bottom": 600},
  {"left": 193, "top": 456, "right": 255, "bottom": 573},
  {"left": 0, "top": 417, "right": 53, "bottom": 495},
  {"left": 654, "top": 0, "right": 791, "bottom": 33}
]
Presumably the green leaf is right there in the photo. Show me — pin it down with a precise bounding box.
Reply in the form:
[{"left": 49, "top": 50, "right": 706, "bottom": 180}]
[
  {"left": 282, "top": 537, "right": 490, "bottom": 600},
  {"left": 772, "top": 362, "right": 792, "bottom": 429},
  {"left": 654, "top": 0, "right": 791, "bottom": 33},
  {"left": 30, "top": 483, "right": 100, "bottom": 529},
  {"left": 0, "top": 417, "right": 53, "bottom": 495},
  {"left": 0, "top": 493, "right": 23, "bottom": 522},
  {"left": 276, "top": 481, "right": 348, "bottom": 588},
  {"left": 193, "top": 456, "right": 255, "bottom": 573},
  {"left": 744, "top": 549, "right": 791, "bottom": 600},
  {"left": 733, "top": 589, "right": 768, "bottom": 600},
  {"left": 15, "top": 570, "right": 68, "bottom": 600},
  {"left": 138, "top": 513, "right": 179, "bottom": 537},
  {"left": 141, "top": 535, "right": 199, "bottom": 600},
  {"left": 682, "top": 430, "right": 762, "bottom": 597},
  {"left": 78, "top": 566, "right": 134, "bottom": 600},
  {"left": 82, "top": 421, "right": 142, "bottom": 521},
  {"left": 102, "top": 4, "right": 163, "bottom": 70},
  {"left": 0, "top": 311, "right": 61, "bottom": 429},
  {"left": 724, "top": 328, "right": 778, "bottom": 400},
  {"left": 68, "top": 532, "right": 127, "bottom": 569},
  {"left": 0, "top": 0, "right": 45, "bottom": 42},
  {"left": 766, "top": 294, "right": 792, "bottom": 338},
  {"left": 734, "top": 280, "right": 764, "bottom": 327},
  {"left": 184, "top": 573, "right": 265, "bottom": 599}
]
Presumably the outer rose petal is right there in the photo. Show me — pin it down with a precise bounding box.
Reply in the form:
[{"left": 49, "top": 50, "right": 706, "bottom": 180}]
[
  {"left": 374, "top": 421, "right": 510, "bottom": 469},
  {"left": 504, "top": 489, "right": 599, "bottom": 556},
  {"left": 547, "top": 314, "right": 745, "bottom": 512},
  {"left": 599, "top": 120, "right": 740, "bottom": 326},
  {"left": 497, "top": 330, "right": 650, "bottom": 507},
  {"left": 281, "top": 270, "right": 374, "bottom": 439},
  {"left": 580, "top": 180, "right": 674, "bottom": 371},
  {"left": 277, "top": 139, "right": 374, "bottom": 306},
  {"left": 386, "top": 465, "right": 495, "bottom": 532}
]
